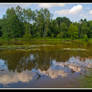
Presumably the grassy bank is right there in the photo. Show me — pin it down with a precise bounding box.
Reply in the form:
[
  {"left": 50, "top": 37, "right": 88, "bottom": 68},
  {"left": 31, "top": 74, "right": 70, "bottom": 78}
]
[
  {"left": 0, "top": 38, "right": 91, "bottom": 45},
  {"left": 0, "top": 38, "right": 92, "bottom": 49}
]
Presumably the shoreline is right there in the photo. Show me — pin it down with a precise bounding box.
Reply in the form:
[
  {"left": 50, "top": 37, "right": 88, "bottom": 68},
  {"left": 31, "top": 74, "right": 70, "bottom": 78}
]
[{"left": 0, "top": 38, "right": 91, "bottom": 49}]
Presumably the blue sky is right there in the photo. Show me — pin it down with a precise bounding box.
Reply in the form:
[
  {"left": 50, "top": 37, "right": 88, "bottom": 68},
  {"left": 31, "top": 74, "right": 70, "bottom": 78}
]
[{"left": 0, "top": 3, "right": 92, "bottom": 22}]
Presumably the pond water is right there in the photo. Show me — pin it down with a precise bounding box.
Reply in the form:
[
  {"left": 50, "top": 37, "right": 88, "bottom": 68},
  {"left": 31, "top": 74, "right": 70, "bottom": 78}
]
[{"left": 0, "top": 42, "right": 92, "bottom": 88}]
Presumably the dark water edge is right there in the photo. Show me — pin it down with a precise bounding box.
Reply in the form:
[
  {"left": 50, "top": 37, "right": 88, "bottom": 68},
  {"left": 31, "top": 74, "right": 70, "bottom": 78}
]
[{"left": 0, "top": 42, "right": 92, "bottom": 88}]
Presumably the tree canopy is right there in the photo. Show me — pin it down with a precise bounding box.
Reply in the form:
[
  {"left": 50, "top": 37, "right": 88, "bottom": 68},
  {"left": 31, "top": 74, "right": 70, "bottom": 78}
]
[{"left": 0, "top": 6, "right": 91, "bottom": 40}]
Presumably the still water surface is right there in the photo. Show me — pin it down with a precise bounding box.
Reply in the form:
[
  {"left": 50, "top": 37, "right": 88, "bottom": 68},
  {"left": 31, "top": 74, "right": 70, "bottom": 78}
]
[{"left": 0, "top": 43, "right": 92, "bottom": 88}]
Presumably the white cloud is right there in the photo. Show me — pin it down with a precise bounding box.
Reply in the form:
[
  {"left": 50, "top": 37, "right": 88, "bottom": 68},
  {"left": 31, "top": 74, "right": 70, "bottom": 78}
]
[
  {"left": 89, "top": 10, "right": 92, "bottom": 14},
  {"left": 69, "top": 4, "right": 83, "bottom": 14},
  {"left": 55, "top": 4, "right": 83, "bottom": 16},
  {"left": 0, "top": 3, "right": 66, "bottom": 10},
  {"left": 37, "top": 3, "right": 65, "bottom": 8},
  {"left": 0, "top": 3, "right": 33, "bottom": 9},
  {"left": 55, "top": 9, "right": 69, "bottom": 16}
]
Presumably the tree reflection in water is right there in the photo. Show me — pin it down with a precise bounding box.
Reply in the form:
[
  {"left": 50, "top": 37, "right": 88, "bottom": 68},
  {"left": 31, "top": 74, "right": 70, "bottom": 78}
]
[{"left": 0, "top": 45, "right": 92, "bottom": 85}]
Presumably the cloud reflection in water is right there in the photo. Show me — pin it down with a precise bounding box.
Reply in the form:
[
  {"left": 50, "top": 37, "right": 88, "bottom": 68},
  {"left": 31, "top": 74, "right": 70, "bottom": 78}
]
[{"left": 0, "top": 56, "right": 92, "bottom": 85}]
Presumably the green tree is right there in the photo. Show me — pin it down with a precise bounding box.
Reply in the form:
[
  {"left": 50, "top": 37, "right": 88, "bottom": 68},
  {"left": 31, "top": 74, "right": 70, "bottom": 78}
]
[
  {"left": 56, "top": 17, "right": 71, "bottom": 27},
  {"left": 68, "top": 24, "right": 79, "bottom": 40},
  {"left": 59, "top": 23, "right": 68, "bottom": 38},
  {"left": 87, "top": 21, "right": 92, "bottom": 38},
  {"left": 49, "top": 20, "right": 58, "bottom": 38},
  {"left": 35, "top": 8, "right": 52, "bottom": 37},
  {"left": 23, "top": 8, "right": 35, "bottom": 39},
  {"left": 2, "top": 8, "right": 24, "bottom": 39},
  {"left": 79, "top": 19, "right": 89, "bottom": 39}
]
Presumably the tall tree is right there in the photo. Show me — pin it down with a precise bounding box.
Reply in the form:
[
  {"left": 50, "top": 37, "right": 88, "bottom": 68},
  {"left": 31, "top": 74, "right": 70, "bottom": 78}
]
[
  {"left": 2, "top": 7, "right": 24, "bottom": 39},
  {"left": 23, "top": 8, "right": 35, "bottom": 39},
  {"left": 68, "top": 23, "right": 79, "bottom": 39},
  {"left": 35, "top": 8, "right": 52, "bottom": 37},
  {"left": 79, "top": 19, "right": 89, "bottom": 38}
]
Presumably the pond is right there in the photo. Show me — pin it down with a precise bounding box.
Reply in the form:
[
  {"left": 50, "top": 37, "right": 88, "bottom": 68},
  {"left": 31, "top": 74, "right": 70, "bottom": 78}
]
[{"left": 0, "top": 42, "right": 92, "bottom": 88}]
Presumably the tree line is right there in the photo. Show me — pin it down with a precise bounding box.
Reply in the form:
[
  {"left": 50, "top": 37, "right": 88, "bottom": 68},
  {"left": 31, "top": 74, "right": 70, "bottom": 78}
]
[{"left": 0, "top": 6, "right": 92, "bottom": 40}]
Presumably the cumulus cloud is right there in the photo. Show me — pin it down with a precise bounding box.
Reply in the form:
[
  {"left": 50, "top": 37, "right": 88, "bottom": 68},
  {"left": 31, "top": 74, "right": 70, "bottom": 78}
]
[
  {"left": 55, "top": 9, "right": 69, "bottom": 16},
  {"left": 69, "top": 4, "right": 83, "bottom": 14},
  {"left": 55, "top": 4, "right": 83, "bottom": 16},
  {"left": 0, "top": 3, "right": 33, "bottom": 9},
  {"left": 37, "top": 3, "right": 66, "bottom": 8},
  {"left": 89, "top": 10, "right": 92, "bottom": 14},
  {"left": 0, "top": 3, "right": 66, "bottom": 9}
]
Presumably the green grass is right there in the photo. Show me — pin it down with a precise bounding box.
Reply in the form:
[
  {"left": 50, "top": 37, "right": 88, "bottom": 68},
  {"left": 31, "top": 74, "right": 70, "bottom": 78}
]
[{"left": 0, "top": 37, "right": 92, "bottom": 49}]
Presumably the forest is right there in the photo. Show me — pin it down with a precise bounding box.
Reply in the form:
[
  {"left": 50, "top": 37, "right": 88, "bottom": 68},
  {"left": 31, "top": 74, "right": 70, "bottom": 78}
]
[{"left": 0, "top": 5, "right": 92, "bottom": 41}]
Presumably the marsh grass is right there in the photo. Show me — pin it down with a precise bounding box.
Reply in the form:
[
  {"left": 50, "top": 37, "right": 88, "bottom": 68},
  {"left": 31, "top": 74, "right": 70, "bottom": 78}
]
[{"left": 0, "top": 38, "right": 92, "bottom": 49}]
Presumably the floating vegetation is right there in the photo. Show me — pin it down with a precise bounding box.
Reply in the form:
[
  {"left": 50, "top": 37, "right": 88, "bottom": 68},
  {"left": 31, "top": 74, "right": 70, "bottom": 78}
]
[
  {"left": 63, "top": 48, "right": 87, "bottom": 51},
  {"left": 0, "top": 44, "right": 55, "bottom": 50},
  {"left": 16, "top": 48, "right": 40, "bottom": 51}
]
